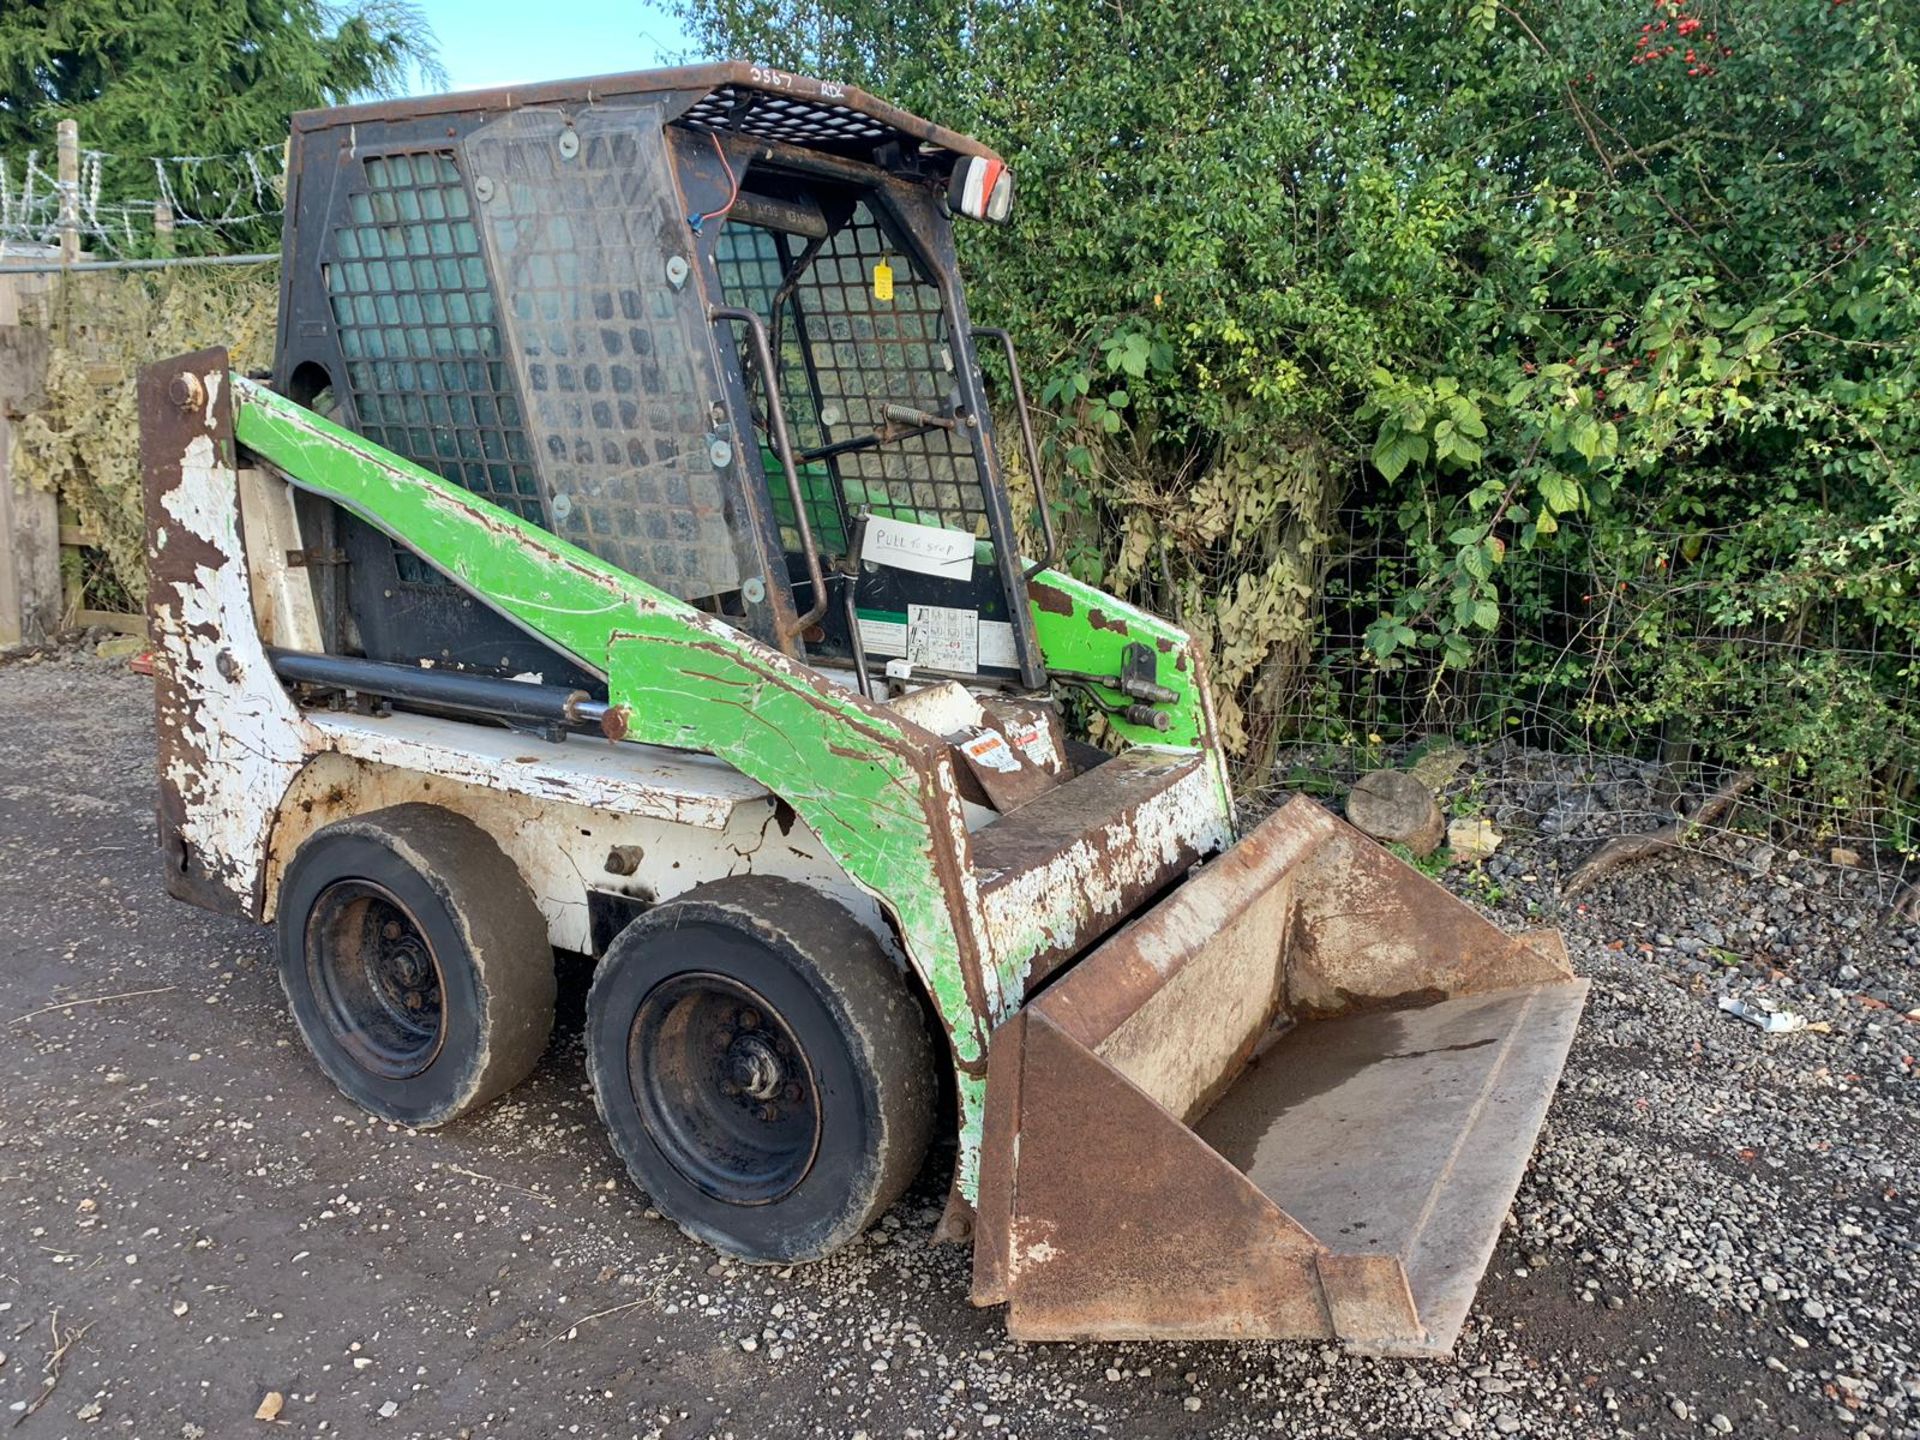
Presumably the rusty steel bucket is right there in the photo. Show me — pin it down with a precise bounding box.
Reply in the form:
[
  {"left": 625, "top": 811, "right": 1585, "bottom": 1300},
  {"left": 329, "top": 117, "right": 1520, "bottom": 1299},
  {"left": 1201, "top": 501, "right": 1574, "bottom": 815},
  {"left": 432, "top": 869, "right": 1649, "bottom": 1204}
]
[{"left": 972, "top": 796, "right": 1587, "bottom": 1356}]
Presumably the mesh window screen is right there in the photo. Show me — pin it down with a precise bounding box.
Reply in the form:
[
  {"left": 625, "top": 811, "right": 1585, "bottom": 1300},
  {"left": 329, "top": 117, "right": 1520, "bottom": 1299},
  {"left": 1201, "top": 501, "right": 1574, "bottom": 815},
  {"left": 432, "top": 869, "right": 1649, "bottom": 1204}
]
[
  {"left": 713, "top": 201, "right": 989, "bottom": 547},
  {"left": 802, "top": 204, "right": 987, "bottom": 538},
  {"left": 713, "top": 223, "right": 847, "bottom": 555},
  {"left": 464, "top": 107, "right": 741, "bottom": 602},
  {"left": 323, "top": 151, "right": 543, "bottom": 584}
]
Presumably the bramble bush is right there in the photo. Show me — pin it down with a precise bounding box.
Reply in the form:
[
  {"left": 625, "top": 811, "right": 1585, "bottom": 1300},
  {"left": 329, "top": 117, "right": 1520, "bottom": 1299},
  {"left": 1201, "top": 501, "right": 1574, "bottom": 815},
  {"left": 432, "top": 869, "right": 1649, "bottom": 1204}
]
[{"left": 688, "top": 0, "right": 1920, "bottom": 839}]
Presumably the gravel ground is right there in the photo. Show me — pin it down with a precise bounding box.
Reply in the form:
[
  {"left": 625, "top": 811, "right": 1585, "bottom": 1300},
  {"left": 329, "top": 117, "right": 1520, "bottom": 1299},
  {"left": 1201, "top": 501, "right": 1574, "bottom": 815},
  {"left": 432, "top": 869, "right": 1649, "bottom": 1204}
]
[{"left": 0, "top": 648, "right": 1915, "bottom": 1439}]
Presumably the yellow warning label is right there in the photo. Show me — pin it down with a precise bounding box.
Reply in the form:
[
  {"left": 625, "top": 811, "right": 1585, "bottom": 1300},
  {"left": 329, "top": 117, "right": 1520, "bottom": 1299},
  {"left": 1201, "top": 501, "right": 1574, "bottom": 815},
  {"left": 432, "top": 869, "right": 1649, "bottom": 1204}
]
[{"left": 873, "top": 261, "right": 894, "bottom": 301}]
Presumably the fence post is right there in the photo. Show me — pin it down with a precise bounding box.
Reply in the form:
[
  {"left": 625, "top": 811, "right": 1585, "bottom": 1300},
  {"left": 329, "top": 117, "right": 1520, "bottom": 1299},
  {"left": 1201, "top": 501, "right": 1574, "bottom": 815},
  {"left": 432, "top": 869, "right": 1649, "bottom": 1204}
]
[
  {"left": 56, "top": 119, "right": 81, "bottom": 265},
  {"left": 154, "top": 197, "right": 176, "bottom": 257},
  {"left": 0, "top": 268, "right": 62, "bottom": 645}
]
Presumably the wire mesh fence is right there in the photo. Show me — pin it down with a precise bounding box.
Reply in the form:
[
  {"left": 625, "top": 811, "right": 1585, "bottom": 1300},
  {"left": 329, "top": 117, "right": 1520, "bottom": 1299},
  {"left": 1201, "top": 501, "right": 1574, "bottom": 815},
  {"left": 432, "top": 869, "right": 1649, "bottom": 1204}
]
[
  {"left": 1261, "top": 505, "right": 1920, "bottom": 901},
  {"left": 0, "top": 144, "right": 285, "bottom": 258}
]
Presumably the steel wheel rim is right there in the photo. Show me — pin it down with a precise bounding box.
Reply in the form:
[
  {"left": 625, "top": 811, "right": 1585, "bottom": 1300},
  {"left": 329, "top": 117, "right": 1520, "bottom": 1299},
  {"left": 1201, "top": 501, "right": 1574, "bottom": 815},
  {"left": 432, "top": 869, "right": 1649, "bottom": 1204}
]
[
  {"left": 628, "top": 972, "right": 821, "bottom": 1205},
  {"left": 305, "top": 879, "right": 447, "bottom": 1080}
]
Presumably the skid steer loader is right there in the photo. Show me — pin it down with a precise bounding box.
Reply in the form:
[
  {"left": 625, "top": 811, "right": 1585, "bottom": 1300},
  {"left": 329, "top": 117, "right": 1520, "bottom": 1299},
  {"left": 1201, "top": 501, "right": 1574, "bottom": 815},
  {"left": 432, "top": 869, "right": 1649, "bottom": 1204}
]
[{"left": 139, "top": 63, "right": 1587, "bottom": 1354}]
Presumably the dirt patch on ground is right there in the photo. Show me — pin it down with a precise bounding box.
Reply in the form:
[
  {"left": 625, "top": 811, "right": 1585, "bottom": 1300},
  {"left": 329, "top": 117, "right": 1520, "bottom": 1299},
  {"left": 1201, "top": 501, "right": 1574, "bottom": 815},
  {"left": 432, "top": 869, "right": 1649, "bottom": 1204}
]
[{"left": 0, "top": 650, "right": 1913, "bottom": 1437}]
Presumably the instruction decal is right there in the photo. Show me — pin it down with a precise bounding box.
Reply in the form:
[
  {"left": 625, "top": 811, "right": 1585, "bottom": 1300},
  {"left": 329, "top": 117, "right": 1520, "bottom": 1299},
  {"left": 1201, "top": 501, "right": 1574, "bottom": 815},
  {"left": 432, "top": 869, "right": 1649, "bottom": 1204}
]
[
  {"left": 907, "top": 604, "right": 979, "bottom": 673},
  {"left": 855, "top": 609, "right": 909, "bottom": 656},
  {"left": 959, "top": 728, "right": 1020, "bottom": 773},
  {"left": 977, "top": 619, "right": 1018, "bottom": 670}
]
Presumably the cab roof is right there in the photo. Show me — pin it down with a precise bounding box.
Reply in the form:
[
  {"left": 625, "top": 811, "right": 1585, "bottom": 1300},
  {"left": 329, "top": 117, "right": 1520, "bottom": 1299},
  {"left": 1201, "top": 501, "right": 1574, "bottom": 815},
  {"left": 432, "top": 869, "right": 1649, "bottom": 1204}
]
[{"left": 292, "top": 60, "right": 1005, "bottom": 175}]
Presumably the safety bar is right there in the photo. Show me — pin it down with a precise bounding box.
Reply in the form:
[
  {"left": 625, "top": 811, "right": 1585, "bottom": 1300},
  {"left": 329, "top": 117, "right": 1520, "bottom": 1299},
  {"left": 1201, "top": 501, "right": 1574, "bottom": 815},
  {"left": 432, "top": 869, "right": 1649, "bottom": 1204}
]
[
  {"left": 973, "top": 327, "right": 1058, "bottom": 580},
  {"left": 711, "top": 305, "right": 830, "bottom": 635}
]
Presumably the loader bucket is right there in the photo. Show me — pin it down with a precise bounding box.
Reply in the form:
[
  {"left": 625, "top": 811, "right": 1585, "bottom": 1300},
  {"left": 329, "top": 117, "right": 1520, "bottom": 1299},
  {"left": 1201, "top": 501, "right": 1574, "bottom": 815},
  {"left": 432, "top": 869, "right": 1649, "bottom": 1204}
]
[{"left": 973, "top": 796, "right": 1587, "bottom": 1356}]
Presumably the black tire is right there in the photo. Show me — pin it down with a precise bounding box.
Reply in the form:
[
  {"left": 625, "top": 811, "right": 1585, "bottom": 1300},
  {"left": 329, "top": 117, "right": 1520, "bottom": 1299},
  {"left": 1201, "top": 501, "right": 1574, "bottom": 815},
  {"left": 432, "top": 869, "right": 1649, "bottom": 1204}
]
[
  {"left": 586, "top": 876, "right": 936, "bottom": 1262},
  {"left": 277, "top": 803, "right": 555, "bottom": 1127}
]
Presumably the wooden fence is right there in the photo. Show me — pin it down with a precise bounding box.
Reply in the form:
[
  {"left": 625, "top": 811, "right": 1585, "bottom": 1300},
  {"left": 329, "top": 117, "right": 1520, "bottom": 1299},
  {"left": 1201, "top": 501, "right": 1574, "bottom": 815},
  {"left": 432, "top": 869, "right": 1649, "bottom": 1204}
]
[{"left": 0, "top": 264, "right": 62, "bottom": 646}]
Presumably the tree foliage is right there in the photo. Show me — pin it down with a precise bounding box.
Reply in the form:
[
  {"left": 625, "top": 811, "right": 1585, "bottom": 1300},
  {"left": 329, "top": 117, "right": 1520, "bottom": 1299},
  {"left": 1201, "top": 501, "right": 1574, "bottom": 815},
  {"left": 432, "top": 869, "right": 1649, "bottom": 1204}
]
[
  {"left": 0, "top": 0, "right": 440, "bottom": 250},
  {"left": 680, "top": 0, "right": 1920, "bottom": 827}
]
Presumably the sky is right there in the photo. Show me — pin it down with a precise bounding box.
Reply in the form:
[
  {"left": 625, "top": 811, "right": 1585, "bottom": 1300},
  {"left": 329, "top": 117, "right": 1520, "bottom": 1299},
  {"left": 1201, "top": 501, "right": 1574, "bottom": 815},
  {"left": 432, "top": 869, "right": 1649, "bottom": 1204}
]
[{"left": 408, "top": 0, "right": 703, "bottom": 93}]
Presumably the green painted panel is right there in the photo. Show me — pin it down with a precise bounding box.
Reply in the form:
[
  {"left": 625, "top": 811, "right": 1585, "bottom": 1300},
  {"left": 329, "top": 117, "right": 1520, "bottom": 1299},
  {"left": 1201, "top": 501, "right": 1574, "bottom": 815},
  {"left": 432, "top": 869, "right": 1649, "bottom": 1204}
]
[{"left": 1026, "top": 568, "right": 1205, "bottom": 747}]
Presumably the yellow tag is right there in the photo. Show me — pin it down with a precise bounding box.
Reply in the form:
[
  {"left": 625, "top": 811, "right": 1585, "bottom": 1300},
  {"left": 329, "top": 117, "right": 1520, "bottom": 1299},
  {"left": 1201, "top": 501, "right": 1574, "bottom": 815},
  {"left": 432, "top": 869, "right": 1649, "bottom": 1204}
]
[{"left": 873, "top": 261, "right": 894, "bottom": 301}]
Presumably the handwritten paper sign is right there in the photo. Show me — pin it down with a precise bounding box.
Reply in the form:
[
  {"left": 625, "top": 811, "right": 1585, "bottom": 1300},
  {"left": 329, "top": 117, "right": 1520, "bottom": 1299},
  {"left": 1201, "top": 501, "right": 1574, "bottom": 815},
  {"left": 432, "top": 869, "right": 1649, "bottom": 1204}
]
[{"left": 861, "top": 515, "right": 975, "bottom": 581}]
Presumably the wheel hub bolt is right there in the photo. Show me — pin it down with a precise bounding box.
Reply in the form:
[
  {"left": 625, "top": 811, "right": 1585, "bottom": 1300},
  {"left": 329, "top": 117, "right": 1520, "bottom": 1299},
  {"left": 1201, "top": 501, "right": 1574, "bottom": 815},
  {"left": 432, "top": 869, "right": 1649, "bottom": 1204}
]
[
  {"left": 390, "top": 946, "right": 427, "bottom": 986},
  {"left": 727, "top": 1037, "right": 782, "bottom": 1101}
]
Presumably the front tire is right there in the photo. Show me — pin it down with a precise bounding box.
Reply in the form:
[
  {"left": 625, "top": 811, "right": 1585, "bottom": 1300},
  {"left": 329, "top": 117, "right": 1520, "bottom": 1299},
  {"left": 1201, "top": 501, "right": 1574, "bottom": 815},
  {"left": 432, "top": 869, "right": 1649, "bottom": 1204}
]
[
  {"left": 586, "top": 877, "right": 936, "bottom": 1262},
  {"left": 277, "top": 803, "right": 555, "bottom": 1127}
]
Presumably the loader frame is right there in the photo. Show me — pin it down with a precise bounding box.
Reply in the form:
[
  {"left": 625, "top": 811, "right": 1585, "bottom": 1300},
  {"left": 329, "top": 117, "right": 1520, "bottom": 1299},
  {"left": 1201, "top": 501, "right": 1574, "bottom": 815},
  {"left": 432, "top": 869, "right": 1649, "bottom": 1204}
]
[{"left": 143, "top": 349, "right": 1229, "bottom": 1203}]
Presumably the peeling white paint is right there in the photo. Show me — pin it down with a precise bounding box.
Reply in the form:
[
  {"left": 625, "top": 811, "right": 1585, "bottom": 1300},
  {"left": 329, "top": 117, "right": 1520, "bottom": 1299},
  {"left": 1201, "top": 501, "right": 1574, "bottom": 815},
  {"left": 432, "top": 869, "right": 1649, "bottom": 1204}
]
[
  {"left": 156, "top": 433, "right": 312, "bottom": 897},
  {"left": 977, "top": 756, "right": 1232, "bottom": 1017},
  {"left": 1007, "top": 1217, "right": 1060, "bottom": 1279}
]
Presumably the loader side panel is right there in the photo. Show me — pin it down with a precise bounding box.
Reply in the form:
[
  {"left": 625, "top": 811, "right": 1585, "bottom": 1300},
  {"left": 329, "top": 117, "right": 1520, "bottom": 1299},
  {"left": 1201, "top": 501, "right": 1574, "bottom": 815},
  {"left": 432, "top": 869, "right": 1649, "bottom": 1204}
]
[
  {"left": 141, "top": 351, "right": 306, "bottom": 918},
  {"left": 261, "top": 749, "right": 894, "bottom": 962}
]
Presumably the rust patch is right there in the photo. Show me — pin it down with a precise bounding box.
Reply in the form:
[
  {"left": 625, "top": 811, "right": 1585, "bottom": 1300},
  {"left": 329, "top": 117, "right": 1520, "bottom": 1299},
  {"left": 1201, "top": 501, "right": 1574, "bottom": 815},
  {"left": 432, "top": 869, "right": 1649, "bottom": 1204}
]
[
  {"left": 1028, "top": 579, "right": 1074, "bottom": 617},
  {"left": 1085, "top": 608, "right": 1128, "bottom": 636},
  {"left": 976, "top": 1010, "right": 1334, "bottom": 1342}
]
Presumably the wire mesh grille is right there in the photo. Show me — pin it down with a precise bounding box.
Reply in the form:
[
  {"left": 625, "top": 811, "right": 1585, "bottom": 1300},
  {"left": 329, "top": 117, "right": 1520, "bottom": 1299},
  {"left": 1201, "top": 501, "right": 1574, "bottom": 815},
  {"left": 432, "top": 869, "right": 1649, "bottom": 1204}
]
[
  {"left": 806, "top": 206, "right": 987, "bottom": 538},
  {"left": 465, "top": 108, "right": 741, "bottom": 601},
  {"left": 323, "top": 151, "right": 543, "bottom": 585},
  {"left": 680, "top": 87, "right": 897, "bottom": 150},
  {"left": 713, "top": 222, "right": 846, "bottom": 554},
  {"left": 711, "top": 201, "right": 989, "bottom": 552}
]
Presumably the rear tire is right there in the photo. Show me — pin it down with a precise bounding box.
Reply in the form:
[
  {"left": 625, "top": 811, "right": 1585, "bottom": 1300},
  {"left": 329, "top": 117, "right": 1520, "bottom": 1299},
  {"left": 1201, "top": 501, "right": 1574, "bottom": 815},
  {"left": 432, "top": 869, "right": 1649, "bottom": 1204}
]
[
  {"left": 277, "top": 803, "right": 555, "bottom": 1127},
  {"left": 586, "top": 876, "right": 936, "bottom": 1262}
]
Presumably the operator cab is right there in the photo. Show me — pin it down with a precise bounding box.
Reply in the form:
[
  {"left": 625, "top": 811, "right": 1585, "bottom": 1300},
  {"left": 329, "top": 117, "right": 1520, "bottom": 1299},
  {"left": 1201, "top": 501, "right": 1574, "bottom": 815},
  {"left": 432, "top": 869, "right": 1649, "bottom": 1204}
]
[{"left": 273, "top": 63, "right": 1049, "bottom": 700}]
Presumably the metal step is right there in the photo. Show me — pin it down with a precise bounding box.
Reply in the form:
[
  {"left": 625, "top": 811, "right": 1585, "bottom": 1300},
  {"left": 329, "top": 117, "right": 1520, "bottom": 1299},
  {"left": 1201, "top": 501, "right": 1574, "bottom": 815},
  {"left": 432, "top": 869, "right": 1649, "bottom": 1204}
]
[{"left": 967, "top": 749, "right": 1207, "bottom": 887}]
